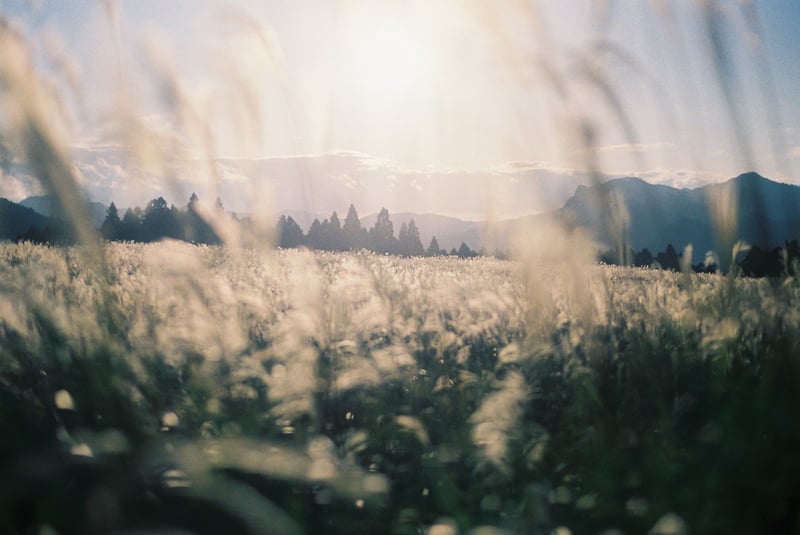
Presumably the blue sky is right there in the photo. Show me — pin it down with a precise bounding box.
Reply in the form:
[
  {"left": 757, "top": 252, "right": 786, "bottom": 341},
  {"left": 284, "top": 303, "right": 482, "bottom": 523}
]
[{"left": 0, "top": 0, "right": 798, "bottom": 215}]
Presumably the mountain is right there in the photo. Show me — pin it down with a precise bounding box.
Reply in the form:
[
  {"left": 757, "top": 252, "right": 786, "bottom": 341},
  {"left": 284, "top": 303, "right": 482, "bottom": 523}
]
[
  {"left": 20, "top": 195, "right": 108, "bottom": 228},
  {"left": 702, "top": 172, "right": 800, "bottom": 248},
  {"left": 0, "top": 198, "right": 57, "bottom": 240},
  {"left": 552, "top": 172, "right": 800, "bottom": 263}
]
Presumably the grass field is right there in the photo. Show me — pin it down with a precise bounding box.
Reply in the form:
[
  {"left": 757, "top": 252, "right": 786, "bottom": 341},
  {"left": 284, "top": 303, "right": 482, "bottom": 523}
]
[{"left": 2, "top": 241, "right": 800, "bottom": 534}]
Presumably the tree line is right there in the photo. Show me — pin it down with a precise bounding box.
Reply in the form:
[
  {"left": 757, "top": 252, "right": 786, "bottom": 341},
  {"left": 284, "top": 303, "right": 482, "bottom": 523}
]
[
  {"left": 98, "top": 194, "right": 224, "bottom": 244},
  {"left": 14, "top": 193, "right": 225, "bottom": 245},
  {"left": 275, "top": 205, "right": 478, "bottom": 257},
  {"left": 84, "top": 196, "right": 478, "bottom": 257},
  {"left": 601, "top": 240, "right": 800, "bottom": 278},
  {"left": 19, "top": 193, "right": 800, "bottom": 276}
]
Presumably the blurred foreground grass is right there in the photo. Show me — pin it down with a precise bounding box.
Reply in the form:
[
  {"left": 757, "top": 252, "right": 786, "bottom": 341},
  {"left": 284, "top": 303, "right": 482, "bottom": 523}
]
[{"left": 1, "top": 242, "right": 800, "bottom": 534}]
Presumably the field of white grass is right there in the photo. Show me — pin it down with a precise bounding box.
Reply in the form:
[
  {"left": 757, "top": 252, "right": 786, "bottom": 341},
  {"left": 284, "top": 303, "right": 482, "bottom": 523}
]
[
  {"left": 2, "top": 242, "right": 800, "bottom": 534},
  {"left": 2, "top": 0, "right": 798, "bottom": 532}
]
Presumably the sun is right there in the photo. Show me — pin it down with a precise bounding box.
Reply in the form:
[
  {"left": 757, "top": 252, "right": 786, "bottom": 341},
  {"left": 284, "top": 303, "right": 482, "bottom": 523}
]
[{"left": 347, "top": 23, "right": 435, "bottom": 98}]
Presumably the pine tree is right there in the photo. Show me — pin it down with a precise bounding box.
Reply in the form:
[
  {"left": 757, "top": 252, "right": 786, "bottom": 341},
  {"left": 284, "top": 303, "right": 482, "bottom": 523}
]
[
  {"left": 276, "top": 215, "right": 304, "bottom": 248},
  {"left": 141, "top": 197, "right": 171, "bottom": 242},
  {"left": 397, "top": 222, "right": 409, "bottom": 255},
  {"left": 369, "top": 208, "right": 396, "bottom": 254},
  {"left": 426, "top": 236, "right": 442, "bottom": 256},
  {"left": 307, "top": 218, "right": 323, "bottom": 249},
  {"left": 319, "top": 219, "right": 331, "bottom": 250},
  {"left": 100, "top": 202, "right": 122, "bottom": 240},
  {"left": 169, "top": 204, "right": 183, "bottom": 240},
  {"left": 327, "top": 212, "right": 343, "bottom": 251},
  {"left": 406, "top": 219, "right": 424, "bottom": 256},
  {"left": 343, "top": 204, "right": 364, "bottom": 250},
  {"left": 457, "top": 242, "right": 474, "bottom": 258},
  {"left": 656, "top": 244, "right": 681, "bottom": 272},
  {"left": 120, "top": 207, "right": 143, "bottom": 241},
  {"left": 186, "top": 193, "right": 219, "bottom": 244},
  {"left": 275, "top": 215, "right": 287, "bottom": 246},
  {"left": 633, "top": 247, "right": 653, "bottom": 268}
]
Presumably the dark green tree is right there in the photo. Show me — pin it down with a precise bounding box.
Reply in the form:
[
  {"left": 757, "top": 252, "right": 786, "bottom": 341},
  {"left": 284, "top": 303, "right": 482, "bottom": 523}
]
[
  {"left": 343, "top": 204, "right": 365, "bottom": 250},
  {"left": 169, "top": 204, "right": 183, "bottom": 239},
  {"left": 186, "top": 193, "right": 220, "bottom": 244},
  {"left": 785, "top": 240, "right": 800, "bottom": 277},
  {"left": 119, "top": 207, "right": 143, "bottom": 241},
  {"left": 397, "top": 222, "right": 409, "bottom": 255},
  {"left": 369, "top": 208, "right": 396, "bottom": 254},
  {"left": 633, "top": 247, "right": 653, "bottom": 268},
  {"left": 319, "top": 219, "right": 331, "bottom": 250},
  {"left": 306, "top": 218, "right": 323, "bottom": 249},
  {"left": 141, "top": 197, "right": 175, "bottom": 241},
  {"left": 397, "top": 219, "right": 424, "bottom": 256},
  {"left": 739, "top": 245, "right": 783, "bottom": 278},
  {"left": 276, "top": 215, "right": 305, "bottom": 248},
  {"left": 457, "top": 242, "right": 474, "bottom": 258},
  {"left": 426, "top": 236, "right": 442, "bottom": 256},
  {"left": 405, "top": 219, "right": 424, "bottom": 256},
  {"left": 100, "top": 202, "right": 122, "bottom": 240},
  {"left": 325, "top": 212, "right": 344, "bottom": 251},
  {"left": 655, "top": 244, "right": 681, "bottom": 272}
]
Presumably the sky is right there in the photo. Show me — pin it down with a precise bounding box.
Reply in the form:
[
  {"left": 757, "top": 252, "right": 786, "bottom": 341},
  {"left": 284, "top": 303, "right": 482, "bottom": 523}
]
[{"left": 0, "top": 0, "right": 798, "bottom": 218}]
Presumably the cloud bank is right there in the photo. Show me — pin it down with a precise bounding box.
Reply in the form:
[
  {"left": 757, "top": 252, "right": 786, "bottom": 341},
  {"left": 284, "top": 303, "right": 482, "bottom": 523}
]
[{"left": 2, "top": 145, "right": 788, "bottom": 221}]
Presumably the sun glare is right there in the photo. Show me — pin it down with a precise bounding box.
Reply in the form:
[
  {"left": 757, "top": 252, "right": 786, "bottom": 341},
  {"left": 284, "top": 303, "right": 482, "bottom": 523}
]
[{"left": 348, "top": 24, "right": 435, "bottom": 97}]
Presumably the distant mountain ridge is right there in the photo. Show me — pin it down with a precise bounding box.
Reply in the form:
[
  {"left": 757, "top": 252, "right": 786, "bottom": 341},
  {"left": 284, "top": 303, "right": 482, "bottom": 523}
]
[
  {"left": 277, "top": 173, "right": 800, "bottom": 259},
  {"left": 0, "top": 198, "right": 58, "bottom": 240},
  {"left": 4, "top": 172, "right": 798, "bottom": 261},
  {"left": 553, "top": 172, "right": 800, "bottom": 262},
  {"left": 20, "top": 195, "right": 108, "bottom": 228}
]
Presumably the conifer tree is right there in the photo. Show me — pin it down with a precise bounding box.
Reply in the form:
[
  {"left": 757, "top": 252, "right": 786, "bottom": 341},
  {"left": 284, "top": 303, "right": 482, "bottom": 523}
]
[
  {"left": 100, "top": 202, "right": 122, "bottom": 240},
  {"left": 656, "top": 244, "right": 681, "bottom": 272},
  {"left": 406, "top": 219, "right": 424, "bottom": 256},
  {"left": 120, "top": 207, "right": 143, "bottom": 241},
  {"left": 343, "top": 204, "right": 364, "bottom": 250},
  {"left": 307, "top": 218, "right": 323, "bottom": 249},
  {"left": 327, "top": 212, "right": 343, "bottom": 251},
  {"left": 426, "top": 236, "right": 442, "bottom": 256},
  {"left": 398, "top": 222, "right": 409, "bottom": 255},
  {"left": 276, "top": 215, "right": 304, "bottom": 248},
  {"left": 369, "top": 208, "right": 396, "bottom": 254},
  {"left": 457, "top": 242, "right": 474, "bottom": 258}
]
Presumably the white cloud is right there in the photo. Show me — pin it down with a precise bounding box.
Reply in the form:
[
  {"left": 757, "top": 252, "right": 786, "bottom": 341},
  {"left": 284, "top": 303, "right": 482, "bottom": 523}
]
[
  {"left": 2, "top": 142, "right": 763, "bottom": 220},
  {"left": 179, "top": 152, "right": 598, "bottom": 219},
  {"left": 0, "top": 167, "right": 42, "bottom": 201},
  {"left": 596, "top": 142, "right": 676, "bottom": 154},
  {"left": 635, "top": 168, "right": 729, "bottom": 189}
]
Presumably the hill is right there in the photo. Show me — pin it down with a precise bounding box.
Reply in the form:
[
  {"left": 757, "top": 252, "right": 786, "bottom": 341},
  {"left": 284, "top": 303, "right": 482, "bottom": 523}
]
[
  {"left": 20, "top": 195, "right": 108, "bottom": 228},
  {"left": 553, "top": 172, "right": 800, "bottom": 262},
  {"left": 0, "top": 198, "right": 57, "bottom": 241}
]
